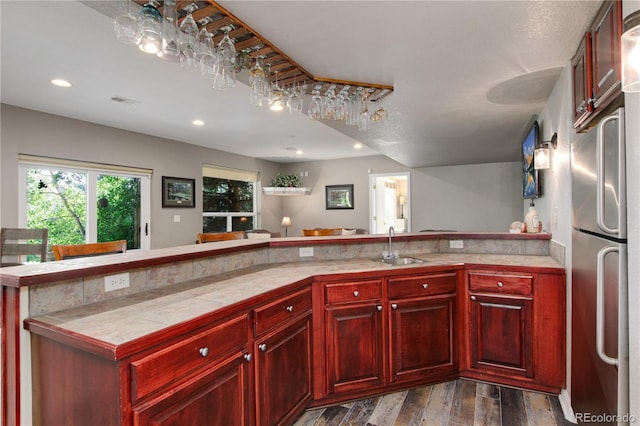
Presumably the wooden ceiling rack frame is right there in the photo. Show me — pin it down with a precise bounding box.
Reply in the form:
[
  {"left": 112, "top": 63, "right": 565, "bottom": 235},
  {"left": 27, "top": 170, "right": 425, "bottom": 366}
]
[{"left": 134, "top": 0, "right": 394, "bottom": 101}]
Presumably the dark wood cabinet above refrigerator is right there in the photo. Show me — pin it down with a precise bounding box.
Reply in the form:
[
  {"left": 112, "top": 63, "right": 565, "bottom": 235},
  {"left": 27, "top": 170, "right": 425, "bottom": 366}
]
[{"left": 571, "top": 0, "right": 624, "bottom": 131}]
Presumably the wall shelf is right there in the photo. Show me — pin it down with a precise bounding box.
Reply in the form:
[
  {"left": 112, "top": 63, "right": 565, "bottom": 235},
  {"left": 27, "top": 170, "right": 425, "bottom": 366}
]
[{"left": 262, "top": 187, "right": 312, "bottom": 196}]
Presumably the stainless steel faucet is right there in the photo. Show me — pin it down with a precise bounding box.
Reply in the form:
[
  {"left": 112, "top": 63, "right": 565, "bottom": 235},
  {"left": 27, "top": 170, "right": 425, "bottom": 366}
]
[{"left": 387, "top": 226, "right": 396, "bottom": 259}]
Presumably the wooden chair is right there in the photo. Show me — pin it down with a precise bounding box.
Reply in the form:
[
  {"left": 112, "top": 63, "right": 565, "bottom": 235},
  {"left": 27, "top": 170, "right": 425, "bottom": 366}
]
[
  {"left": 1, "top": 227, "right": 49, "bottom": 266},
  {"left": 197, "top": 231, "right": 246, "bottom": 244},
  {"left": 52, "top": 240, "right": 127, "bottom": 261},
  {"left": 302, "top": 228, "right": 342, "bottom": 236},
  {"left": 245, "top": 229, "right": 281, "bottom": 239}
]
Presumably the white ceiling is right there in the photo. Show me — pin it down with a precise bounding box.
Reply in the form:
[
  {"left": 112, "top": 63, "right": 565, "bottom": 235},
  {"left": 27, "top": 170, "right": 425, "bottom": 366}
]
[{"left": 0, "top": 1, "right": 602, "bottom": 167}]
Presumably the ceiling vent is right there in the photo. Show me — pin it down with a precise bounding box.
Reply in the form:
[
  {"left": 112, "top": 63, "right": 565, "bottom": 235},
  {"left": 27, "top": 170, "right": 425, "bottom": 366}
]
[{"left": 110, "top": 95, "right": 140, "bottom": 106}]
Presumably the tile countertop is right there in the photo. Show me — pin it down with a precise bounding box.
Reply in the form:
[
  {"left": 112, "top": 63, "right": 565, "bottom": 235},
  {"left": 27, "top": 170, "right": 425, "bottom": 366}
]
[
  {"left": 27, "top": 253, "right": 563, "bottom": 352},
  {"left": 0, "top": 231, "right": 552, "bottom": 288}
]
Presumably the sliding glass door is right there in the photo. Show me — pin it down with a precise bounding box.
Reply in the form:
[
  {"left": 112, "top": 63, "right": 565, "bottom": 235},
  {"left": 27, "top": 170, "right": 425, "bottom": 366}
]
[{"left": 19, "top": 163, "right": 150, "bottom": 250}]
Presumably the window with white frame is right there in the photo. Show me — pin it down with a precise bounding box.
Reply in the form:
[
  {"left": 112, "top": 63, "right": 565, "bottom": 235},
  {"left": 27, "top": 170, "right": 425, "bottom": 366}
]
[
  {"left": 19, "top": 155, "right": 151, "bottom": 251},
  {"left": 202, "top": 165, "right": 257, "bottom": 232}
]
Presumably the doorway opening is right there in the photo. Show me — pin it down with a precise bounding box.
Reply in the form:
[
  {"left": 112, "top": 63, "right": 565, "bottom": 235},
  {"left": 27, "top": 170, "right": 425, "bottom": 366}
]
[{"left": 369, "top": 172, "right": 410, "bottom": 234}]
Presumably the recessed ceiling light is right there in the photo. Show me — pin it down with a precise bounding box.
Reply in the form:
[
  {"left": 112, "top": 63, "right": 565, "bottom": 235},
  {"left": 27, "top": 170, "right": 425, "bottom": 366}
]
[
  {"left": 296, "top": 150, "right": 303, "bottom": 155},
  {"left": 192, "top": 119, "right": 205, "bottom": 126},
  {"left": 51, "top": 79, "right": 71, "bottom": 87},
  {"left": 354, "top": 143, "right": 363, "bottom": 149}
]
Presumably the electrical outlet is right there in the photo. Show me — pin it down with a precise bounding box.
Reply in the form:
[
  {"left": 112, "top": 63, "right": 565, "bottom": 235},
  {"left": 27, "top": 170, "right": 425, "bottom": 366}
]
[
  {"left": 449, "top": 240, "right": 464, "bottom": 249},
  {"left": 104, "top": 272, "right": 130, "bottom": 292},
  {"left": 173, "top": 215, "right": 181, "bottom": 223},
  {"left": 299, "top": 247, "right": 314, "bottom": 257}
]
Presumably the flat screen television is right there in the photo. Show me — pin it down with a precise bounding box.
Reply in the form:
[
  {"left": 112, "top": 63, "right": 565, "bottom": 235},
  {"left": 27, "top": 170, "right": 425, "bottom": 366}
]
[{"left": 522, "top": 120, "right": 541, "bottom": 199}]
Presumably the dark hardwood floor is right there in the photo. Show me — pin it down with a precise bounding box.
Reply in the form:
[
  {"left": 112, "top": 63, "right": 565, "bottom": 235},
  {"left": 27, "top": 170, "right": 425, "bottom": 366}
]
[{"left": 292, "top": 379, "right": 573, "bottom": 426}]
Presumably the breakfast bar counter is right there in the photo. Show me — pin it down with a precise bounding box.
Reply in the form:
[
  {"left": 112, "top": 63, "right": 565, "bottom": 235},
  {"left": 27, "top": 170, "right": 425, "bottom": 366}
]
[{"left": 1, "top": 232, "right": 564, "bottom": 426}]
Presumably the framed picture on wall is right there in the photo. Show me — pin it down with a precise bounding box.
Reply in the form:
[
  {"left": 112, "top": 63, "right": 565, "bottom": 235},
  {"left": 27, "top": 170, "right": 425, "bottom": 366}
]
[
  {"left": 162, "top": 176, "right": 195, "bottom": 208},
  {"left": 522, "top": 120, "right": 541, "bottom": 199},
  {"left": 326, "top": 184, "right": 354, "bottom": 209}
]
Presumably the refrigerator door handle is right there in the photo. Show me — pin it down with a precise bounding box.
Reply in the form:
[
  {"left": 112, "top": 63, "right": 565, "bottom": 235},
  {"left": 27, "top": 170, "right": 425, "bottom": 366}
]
[
  {"left": 596, "top": 112, "right": 619, "bottom": 235},
  {"left": 596, "top": 245, "right": 619, "bottom": 366}
]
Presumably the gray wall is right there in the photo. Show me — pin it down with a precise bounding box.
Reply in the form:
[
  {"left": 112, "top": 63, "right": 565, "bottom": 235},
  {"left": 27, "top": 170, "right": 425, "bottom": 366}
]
[
  {"left": 278, "top": 157, "right": 522, "bottom": 236},
  {"left": 0, "top": 105, "right": 282, "bottom": 248},
  {"left": 1, "top": 104, "right": 522, "bottom": 246}
]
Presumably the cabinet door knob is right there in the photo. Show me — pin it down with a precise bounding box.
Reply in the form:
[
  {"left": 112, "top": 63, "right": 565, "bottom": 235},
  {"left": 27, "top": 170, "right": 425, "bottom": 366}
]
[
  {"left": 353, "top": 290, "right": 360, "bottom": 297},
  {"left": 497, "top": 281, "right": 504, "bottom": 288},
  {"left": 286, "top": 305, "right": 294, "bottom": 312},
  {"left": 377, "top": 305, "right": 383, "bottom": 312},
  {"left": 244, "top": 353, "right": 252, "bottom": 362},
  {"left": 470, "top": 295, "right": 476, "bottom": 301},
  {"left": 258, "top": 344, "right": 267, "bottom": 352},
  {"left": 199, "top": 347, "right": 209, "bottom": 357},
  {"left": 391, "top": 303, "right": 398, "bottom": 310},
  {"left": 422, "top": 283, "right": 429, "bottom": 289}
]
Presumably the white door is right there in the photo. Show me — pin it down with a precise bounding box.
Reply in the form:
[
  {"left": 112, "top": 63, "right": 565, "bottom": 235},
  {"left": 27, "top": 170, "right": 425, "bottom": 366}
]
[{"left": 369, "top": 172, "right": 410, "bottom": 234}]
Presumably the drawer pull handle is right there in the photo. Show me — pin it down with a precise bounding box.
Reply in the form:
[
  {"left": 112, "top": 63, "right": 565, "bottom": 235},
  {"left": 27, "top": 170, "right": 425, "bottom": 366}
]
[
  {"left": 199, "top": 347, "right": 209, "bottom": 357},
  {"left": 259, "top": 344, "right": 267, "bottom": 352},
  {"left": 377, "top": 305, "right": 383, "bottom": 312},
  {"left": 471, "top": 295, "right": 476, "bottom": 301},
  {"left": 353, "top": 291, "right": 360, "bottom": 297},
  {"left": 244, "top": 353, "right": 252, "bottom": 362},
  {"left": 497, "top": 281, "right": 504, "bottom": 288},
  {"left": 391, "top": 303, "right": 398, "bottom": 310},
  {"left": 422, "top": 283, "right": 429, "bottom": 289},
  {"left": 286, "top": 305, "right": 294, "bottom": 312}
]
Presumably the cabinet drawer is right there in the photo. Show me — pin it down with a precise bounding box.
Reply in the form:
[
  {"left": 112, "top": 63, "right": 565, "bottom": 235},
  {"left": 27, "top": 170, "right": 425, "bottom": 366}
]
[
  {"left": 325, "top": 279, "right": 382, "bottom": 305},
  {"left": 130, "top": 313, "right": 249, "bottom": 403},
  {"left": 254, "top": 288, "right": 312, "bottom": 335},
  {"left": 468, "top": 271, "right": 533, "bottom": 296},
  {"left": 388, "top": 272, "right": 457, "bottom": 300}
]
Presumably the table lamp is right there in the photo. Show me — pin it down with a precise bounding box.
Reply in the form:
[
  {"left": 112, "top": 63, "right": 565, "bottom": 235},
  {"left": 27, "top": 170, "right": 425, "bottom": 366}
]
[{"left": 281, "top": 216, "right": 291, "bottom": 237}]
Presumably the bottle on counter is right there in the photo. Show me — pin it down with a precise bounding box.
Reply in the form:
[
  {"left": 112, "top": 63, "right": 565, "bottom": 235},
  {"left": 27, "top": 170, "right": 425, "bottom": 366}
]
[{"left": 525, "top": 201, "right": 540, "bottom": 234}]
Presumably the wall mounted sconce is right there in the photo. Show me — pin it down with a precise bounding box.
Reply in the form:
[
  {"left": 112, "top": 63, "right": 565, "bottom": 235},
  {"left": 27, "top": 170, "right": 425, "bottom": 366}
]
[
  {"left": 622, "top": 10, "right": 640, "bottom": 92},
  {"left": 534, "top": 132, "right": 558, "bottom": 170},
  {"left": 398, "top": 195, "right": 406, "bottom": 218},
  {"left": 281, "top": 216, "right": 292, "bottom": 237}
]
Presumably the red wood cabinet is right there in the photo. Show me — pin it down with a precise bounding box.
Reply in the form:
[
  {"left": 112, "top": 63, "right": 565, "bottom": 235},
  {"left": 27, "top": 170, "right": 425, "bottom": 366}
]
[
  {"left": 462, "top": 268, "right": 566, "bottom": 393},
  {"left": 133, "top": 351, "right": 252, "bottom": 425},
  {"left": 572, "top": 33, "right": 593, "bottom": 127},
  {"left": 388, "top": 271, "right": 458, "bottom": 385},
  {"left": 571, "top": 0, "right": 623, "bottom": 130},
  {"left": 389, "top": 296, "right": 457, "bottom": 383},
  {"left": 28, "top": 283, "right": 313, "bottom": 426},
  {"left": 313, "top": 270, "right": 460, "bottom": 403},
  {"left": 27, "top": 262, "right": 565, "bottom": 423},
  {"left": 325, "top": 302, "right": 385, "bottom": 394},
  {"left": 253, "top": 287, "right": 312, "bottom": 426},
  {"left": 321, "top": 278, "right": 385, "bottom": 395},
  {"left": 469, "top": 293, "right": 533, "bottom": 377}
]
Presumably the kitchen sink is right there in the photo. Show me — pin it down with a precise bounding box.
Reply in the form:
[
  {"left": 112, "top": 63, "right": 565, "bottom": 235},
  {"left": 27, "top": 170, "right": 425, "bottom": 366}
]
[{"left": 372, "top": 257, "right": 425, "bottom": 266}]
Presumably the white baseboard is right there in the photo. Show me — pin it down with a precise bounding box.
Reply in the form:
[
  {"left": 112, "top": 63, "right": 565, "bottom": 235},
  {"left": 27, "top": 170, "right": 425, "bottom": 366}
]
[{"left": 559, "top": 389, "right": 577, "bottom": 424}]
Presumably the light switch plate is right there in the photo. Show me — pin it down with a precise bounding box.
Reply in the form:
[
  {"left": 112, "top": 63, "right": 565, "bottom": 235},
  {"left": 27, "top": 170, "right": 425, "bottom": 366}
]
[
  {"left": 173, "top": 215, "right": 181, "bottom": 223},
  {"left": 449, "top": 240, "right": 464, "bottom": 249},
  {"left": 299, "top": 247, "right": 314, "bottom": 257}
]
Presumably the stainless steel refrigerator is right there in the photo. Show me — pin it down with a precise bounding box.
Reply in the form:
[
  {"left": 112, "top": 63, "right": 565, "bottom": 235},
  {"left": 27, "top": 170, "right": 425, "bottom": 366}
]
[{"left": 571, "top": 107, "right": 629, "bottom": 424}]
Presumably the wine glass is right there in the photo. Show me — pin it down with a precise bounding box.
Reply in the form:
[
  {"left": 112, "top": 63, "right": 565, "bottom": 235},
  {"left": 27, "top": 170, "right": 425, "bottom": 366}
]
[
  {"left": 249, "top": 56, "right": 268, "bottom": 106},
  {"left": 179, "top": 8, "right": 199, "bottom": 72},
  {"left": 287, "top": 83, "right": 304, "bottom": 114},
  {"left": 268, "top": 71, "right": 287, "bottom": 111},
  {"left": 214, "top": 28, "right": 237, "bottom": 89},
  {"left": 307, "top": 90, "right": 322, "bottom": 120},
  {"left": 113, "top": 0, "right": 140, "bottom": 45},
  {"left": 199, "top": 32, "right": 217, "bottom": 79},
  {"left": 137, "top": 0, "right": 162, "bottom": 54},
  {"left": 157, "top": 0, "right": 180, "bottom": 62}
]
